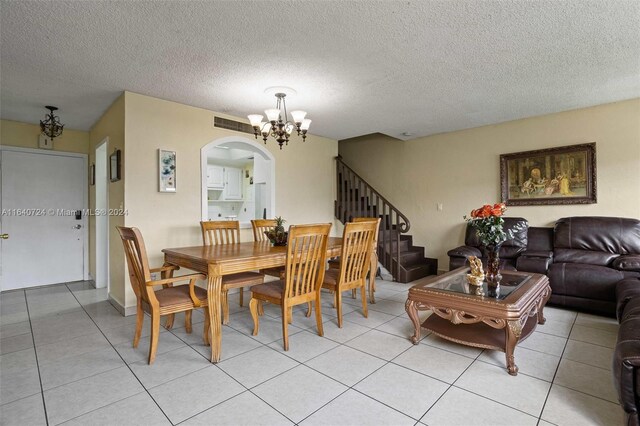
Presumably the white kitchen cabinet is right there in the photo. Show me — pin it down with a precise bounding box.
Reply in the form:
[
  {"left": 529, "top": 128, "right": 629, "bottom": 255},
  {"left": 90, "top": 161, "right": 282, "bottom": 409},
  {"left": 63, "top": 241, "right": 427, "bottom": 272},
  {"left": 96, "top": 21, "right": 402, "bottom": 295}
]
[
  {"left": 224, "top": 167, "right": 243, "bottom": 200},
  {"left": 207, "top": 165, "right": 225, "bottom": 189}
]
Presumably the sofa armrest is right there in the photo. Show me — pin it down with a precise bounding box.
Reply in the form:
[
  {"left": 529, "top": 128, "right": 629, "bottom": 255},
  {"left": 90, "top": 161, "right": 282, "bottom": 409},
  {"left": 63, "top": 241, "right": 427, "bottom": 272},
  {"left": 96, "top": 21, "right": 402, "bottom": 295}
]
[
  {"left": 613, "top": 329, "right": 640, "bottom": 416},
  {"left": 617, "top": 279, "right": 640, "bottom": 322},
  {"left": 516, "top": 251, "right": 553, "bottom": 275},
  {"left": 447, "top": 246, "right": 482, "bottom": 258},
  {"left": 614, "top": 255, "right": 640, "bottom": 272}
]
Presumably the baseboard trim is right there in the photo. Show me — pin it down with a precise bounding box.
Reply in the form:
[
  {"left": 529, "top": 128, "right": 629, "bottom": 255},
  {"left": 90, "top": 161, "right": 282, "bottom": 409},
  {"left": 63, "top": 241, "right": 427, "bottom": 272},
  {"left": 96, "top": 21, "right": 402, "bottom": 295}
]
[{"left": 108, "top": 294, "right": 136, "bottom": 316}]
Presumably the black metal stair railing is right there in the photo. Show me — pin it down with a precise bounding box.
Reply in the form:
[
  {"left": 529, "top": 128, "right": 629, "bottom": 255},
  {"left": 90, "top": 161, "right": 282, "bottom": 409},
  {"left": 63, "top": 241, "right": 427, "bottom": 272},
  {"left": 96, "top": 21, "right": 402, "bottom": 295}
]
[{"left": 335, "top": 156, "right": 411, "bottom": 281}]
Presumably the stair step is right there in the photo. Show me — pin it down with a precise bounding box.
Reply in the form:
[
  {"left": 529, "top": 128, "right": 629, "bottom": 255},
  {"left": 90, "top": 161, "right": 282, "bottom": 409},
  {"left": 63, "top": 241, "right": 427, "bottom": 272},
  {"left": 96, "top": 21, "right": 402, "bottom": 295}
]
[{"left": 398, "top": 258, "right": 438, "bottom": 283}]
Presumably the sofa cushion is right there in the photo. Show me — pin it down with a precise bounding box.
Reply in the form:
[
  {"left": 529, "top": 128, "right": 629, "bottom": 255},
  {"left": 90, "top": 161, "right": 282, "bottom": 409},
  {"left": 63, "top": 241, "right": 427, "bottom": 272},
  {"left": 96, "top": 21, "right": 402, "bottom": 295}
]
[
  {"left": 614, "top": 255, "right": 640, "bottom": 272},
  {"left": 554, "top": 248, "right": 620, "bottom": 266},
  {"left": 554, "top": 216, "right": 640, "bottom": 255},
  {"left": 526, "top": 227, "right": 554, "bottom": 252},
  {"left": 548, "top": 263, "right": 624, "bottom": 302}
]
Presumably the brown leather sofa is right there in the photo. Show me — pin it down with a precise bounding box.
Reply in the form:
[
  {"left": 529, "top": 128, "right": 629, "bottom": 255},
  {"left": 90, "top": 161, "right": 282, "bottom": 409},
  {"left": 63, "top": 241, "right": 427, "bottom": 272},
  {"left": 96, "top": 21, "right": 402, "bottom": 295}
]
[
  {"left": 615, "top": 278, "right": 640, "bottom": 426},
  {"left": 449, "top": 216, "right": 640, "bottom": 317}
]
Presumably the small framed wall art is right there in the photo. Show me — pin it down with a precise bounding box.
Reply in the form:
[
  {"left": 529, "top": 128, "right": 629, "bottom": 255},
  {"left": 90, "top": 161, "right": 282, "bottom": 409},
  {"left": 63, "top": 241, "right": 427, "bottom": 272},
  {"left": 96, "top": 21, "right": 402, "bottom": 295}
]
[
  {"left": 159, "top": 149, "right": 176, "bottom": 192},
  {"left": 500, "top": 142, "right": 596, "bottom": 206}
]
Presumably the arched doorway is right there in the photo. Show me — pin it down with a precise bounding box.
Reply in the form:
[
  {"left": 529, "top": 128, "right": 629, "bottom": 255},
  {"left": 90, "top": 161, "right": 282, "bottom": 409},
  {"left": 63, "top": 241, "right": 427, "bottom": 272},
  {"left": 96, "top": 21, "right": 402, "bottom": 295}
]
[{"left": 200, "top": 137, "right": 275, "bottom": 227}]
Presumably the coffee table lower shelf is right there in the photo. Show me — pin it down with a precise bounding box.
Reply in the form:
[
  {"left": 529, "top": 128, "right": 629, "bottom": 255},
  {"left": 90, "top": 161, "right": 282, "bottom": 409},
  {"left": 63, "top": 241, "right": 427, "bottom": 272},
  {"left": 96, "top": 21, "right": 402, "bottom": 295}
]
[{"left": 421, "top": 314, "right": 537, "bottom": 352}]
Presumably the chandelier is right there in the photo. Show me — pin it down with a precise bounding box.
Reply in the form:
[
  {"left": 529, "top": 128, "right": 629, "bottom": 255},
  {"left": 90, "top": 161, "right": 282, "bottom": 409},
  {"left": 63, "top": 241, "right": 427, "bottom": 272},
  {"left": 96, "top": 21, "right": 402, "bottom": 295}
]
[
  {"left": 248, "top": 91, "right": 311, "bottom": 150},
  {"left": 40, "top": 106, "right": 65, "bottom": 139}
]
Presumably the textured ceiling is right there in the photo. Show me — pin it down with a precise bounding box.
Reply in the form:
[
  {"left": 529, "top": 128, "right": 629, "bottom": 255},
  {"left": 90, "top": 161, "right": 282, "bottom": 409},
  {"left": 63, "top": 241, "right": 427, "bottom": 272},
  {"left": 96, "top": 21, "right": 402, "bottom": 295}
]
[{"left": 1, "top": 1, "right": 639, "bottom": 141}]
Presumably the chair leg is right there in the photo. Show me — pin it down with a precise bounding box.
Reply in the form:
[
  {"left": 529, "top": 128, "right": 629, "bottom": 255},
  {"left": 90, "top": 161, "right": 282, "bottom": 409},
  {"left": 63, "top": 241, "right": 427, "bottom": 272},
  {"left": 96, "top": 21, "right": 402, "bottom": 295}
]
[
  {"left": 332, "top": 290, "right": 337, "bottom": 308},
  {"left": 133, "top": 300, "right": 144, "bottom": 348},
  {"left": 315, "top": 295, "right": 324, "bottom": 337},
  {"left": 258, "top": 300, "right": 264, "bottom": 316},
  {"left": 282, "top": 304, "right": 290, "bottom": 351},
  {"left": 185, "top": 310, "right": 192, "bottom": 334},
  {"left": 336, "top": 290, "right": 343, "bottom": 328},
  {"left": 239, "top": 288, "right": 244, "bottom": 307},
  {"left": 288, "top": 306, "right": 293, "bottom": 324},
  {"left": 222, "top": 290, "right": 230, "bottom": 325},
  {"left": 203, "top": 308, "right": 211, "bottom": 346},
  {"left": 351, "top": 289, "right": 356, "bottom": 299},
  {"left": 164, "top": 313, "right": 175, "bottom": 330},
  {"left": 306, "top": 301, "right": 312, "bottom": 317},
  {"left": 361, "top": 284, "right": 368, "bottom": 318},
  {"left": 249, "top": 298, "right": 260, "bottom": 336},
  {"left": 148, "top": 312, "right": 160, "bottom": 365},
  {"left": 369, "top": 275, "right": 376, "bottom": 304}
]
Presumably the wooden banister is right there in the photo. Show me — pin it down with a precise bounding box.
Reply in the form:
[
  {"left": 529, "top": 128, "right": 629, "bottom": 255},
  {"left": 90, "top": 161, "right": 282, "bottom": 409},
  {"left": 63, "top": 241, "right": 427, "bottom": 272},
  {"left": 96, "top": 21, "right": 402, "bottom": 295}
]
[{"left": 334, "top": 156, "right": 411, "bottom": 281}]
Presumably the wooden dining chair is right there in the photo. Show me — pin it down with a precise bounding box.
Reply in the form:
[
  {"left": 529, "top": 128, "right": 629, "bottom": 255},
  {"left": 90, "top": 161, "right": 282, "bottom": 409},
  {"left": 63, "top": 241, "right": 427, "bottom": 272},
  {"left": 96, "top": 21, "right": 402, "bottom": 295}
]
[
  {"left": 329, "top": 217, "right": 381, "bottom": 304},
  {"left": 200, "top": 220, "right": 265, "bottom": 324},
  {"left": 248, "top": 223, "right": 331, "bottom": 351},
  {"left": 251, "top": 219, "right": 286, "bottom": 280},
  {"left": 322, "top": 220, "right": 377, "bottom": 327},
  {"left": 117, "top": 226, "right": 209, "bottom": 364}
]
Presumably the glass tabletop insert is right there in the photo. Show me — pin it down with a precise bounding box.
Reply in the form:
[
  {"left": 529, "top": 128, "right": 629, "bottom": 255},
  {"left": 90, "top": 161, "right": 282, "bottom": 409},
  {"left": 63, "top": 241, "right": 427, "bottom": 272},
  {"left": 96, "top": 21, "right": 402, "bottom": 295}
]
[{"left": 427, "top": 273, "right": 530, "bottom": 301}]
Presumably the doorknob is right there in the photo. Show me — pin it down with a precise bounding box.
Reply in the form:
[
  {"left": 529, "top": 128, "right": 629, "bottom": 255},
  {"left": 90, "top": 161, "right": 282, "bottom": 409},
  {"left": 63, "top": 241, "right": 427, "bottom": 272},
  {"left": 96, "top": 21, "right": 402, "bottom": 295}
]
[
  {"left": 73, "top": 225, "right": 82, "bottom": 229},
  {"left": 0, "top": 234, "right": 8, "bottom": 239}
]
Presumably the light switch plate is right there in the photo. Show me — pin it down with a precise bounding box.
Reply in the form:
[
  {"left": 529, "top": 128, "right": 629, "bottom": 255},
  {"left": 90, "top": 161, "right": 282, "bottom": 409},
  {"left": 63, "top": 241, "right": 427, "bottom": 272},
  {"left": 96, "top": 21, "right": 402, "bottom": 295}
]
[{"left": 38, "top": 134, "right": 53, "bottom": 150}]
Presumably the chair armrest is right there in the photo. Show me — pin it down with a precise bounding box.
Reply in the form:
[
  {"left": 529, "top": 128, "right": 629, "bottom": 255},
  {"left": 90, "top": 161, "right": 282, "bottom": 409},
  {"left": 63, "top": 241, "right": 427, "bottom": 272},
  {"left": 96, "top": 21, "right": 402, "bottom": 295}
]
[
  {"left": 447, "top": 246, "right": 482, "bottom": 258},
  {"left": 147, "top": 273, "right": 206, "bottom": 307},
  {"left": 516, "top": 251, "right": 553, "bottom": 275},
  {"left": 149, "top": 265, "right": 180, "bottom": 274}
]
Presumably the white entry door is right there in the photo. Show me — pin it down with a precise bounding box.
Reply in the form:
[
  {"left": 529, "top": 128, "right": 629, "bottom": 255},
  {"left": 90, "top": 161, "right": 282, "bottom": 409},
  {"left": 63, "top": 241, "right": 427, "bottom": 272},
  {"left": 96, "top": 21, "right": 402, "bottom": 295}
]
[{"left": 1, "top": 148, "right": 87, "bottom": 290}]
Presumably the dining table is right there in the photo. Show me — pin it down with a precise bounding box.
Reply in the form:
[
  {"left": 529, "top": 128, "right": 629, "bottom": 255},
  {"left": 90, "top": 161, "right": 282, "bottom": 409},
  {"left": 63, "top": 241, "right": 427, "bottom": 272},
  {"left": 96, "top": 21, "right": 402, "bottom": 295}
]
[{"left": 162, "top": 237, "right": 343, "bottom": 363}]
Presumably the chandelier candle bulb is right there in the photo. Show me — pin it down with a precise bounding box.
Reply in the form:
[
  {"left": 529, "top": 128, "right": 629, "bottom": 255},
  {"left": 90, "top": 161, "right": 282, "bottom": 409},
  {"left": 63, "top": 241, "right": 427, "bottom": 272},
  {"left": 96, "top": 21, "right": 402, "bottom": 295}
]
[
  {"left": 248, "top": 114, "right": 263, "bottom": 126},
  {"left": 265, "top": 109, "right": 280, "bottom": 122},
  {"left": 290, "top": 110, "right": 307, "bottom": 124}
]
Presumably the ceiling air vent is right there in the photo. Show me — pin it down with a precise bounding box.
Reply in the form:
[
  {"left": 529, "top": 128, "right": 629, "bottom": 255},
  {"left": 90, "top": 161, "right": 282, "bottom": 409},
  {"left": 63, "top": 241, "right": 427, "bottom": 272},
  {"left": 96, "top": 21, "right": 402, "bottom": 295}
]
[{"left": 213, "top": 116, "right": 254, "bottom": 135}]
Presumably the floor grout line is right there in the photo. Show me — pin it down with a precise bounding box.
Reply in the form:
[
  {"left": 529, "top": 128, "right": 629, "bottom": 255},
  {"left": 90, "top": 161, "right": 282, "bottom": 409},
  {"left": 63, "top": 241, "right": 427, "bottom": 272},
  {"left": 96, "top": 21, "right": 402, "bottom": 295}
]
[
  {"left": 23, "top": 289, "right": 50, "bottom": 426},
  {"left": 62, "top": 284, "right": 175, "bottom": 426},
  {"left": 3, "top": 282, "right": 624, "bottom": 426}
]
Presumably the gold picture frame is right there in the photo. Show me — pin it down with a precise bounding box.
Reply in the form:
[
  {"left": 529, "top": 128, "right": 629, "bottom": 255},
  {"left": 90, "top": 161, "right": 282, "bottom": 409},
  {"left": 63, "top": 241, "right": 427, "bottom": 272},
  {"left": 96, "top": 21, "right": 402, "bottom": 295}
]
[{"left": 500, "top": 143, "right": 596, "bottom": 206}]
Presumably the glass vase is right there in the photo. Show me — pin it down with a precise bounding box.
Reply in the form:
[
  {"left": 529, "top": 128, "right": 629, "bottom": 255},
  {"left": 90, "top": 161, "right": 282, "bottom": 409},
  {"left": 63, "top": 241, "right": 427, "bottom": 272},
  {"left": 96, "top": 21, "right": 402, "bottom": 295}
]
[{"left": 485, "top": 243, "right": 502, "bottom": 286}]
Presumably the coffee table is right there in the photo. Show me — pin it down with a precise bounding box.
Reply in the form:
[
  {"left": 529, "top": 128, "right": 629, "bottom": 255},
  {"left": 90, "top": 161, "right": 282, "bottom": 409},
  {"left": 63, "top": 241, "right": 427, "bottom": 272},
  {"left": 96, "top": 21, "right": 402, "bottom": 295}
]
[{"left": 405, "top": 267, "right": 551, "bottom": 375}]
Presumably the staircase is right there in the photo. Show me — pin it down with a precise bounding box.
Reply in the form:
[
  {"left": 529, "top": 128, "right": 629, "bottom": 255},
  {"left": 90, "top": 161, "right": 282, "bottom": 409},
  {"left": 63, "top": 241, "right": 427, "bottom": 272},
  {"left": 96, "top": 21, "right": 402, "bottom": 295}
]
[{"left": 334, "top": 156, "right": 437, "bottom": 283}]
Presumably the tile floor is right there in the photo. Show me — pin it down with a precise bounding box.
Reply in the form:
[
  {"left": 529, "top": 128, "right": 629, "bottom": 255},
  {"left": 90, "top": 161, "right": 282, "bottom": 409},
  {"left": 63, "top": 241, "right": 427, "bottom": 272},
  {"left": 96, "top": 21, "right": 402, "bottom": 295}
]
[{"left": 0, "top": 279, "right": 623, "bottom": 425}]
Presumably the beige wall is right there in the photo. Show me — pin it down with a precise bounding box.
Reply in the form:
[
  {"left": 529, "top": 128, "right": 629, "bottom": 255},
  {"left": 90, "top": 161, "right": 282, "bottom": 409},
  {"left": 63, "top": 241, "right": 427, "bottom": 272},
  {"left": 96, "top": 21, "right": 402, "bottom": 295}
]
[
  {"left": 88, "top": 95, "right": 126, "bottom": 307},
  {"left": 120, "top": 92, "right": 338, "bottom": 308},
  {"left": 0, "top": 119, "right": 89, "bottom": 153},
  {"left": 339, "top": 99, "right": 640, "bottom": 271}
]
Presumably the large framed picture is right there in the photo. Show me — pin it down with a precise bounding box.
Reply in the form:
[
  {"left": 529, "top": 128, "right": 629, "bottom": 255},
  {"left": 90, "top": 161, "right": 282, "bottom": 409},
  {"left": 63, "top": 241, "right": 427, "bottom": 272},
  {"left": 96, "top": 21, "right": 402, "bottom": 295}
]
[
  {"left": 500, "top": 143, "right": 596, "bottom": 206},
  {"left": 158, "top": 149, "right": 176, "bottom": 192}
]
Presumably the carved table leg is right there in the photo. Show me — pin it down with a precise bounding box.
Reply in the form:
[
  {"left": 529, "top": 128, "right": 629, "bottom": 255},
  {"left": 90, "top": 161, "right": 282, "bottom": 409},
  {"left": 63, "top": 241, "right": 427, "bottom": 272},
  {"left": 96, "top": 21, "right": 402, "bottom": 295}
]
[
  {"left": 505, "top": 319, "right": 523, "bottom": 376},
  {"left": 405, "top": 298, "right": 421, "bottom": 344},
  {"left": 207, "top": 266, "right": 223, "bottom": 363},
  {"left": 538, "top": 284, "right": 551, "bottom": 325}
]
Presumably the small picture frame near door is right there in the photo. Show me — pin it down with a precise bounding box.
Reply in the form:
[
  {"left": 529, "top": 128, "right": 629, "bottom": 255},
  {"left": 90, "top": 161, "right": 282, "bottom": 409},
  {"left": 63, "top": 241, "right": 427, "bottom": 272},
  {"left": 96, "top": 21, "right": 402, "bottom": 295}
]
[
  {"left": 158, "top": 149, "right": 176, "bottom": 192},
  {"left": 110, "top": 149, "right": 121, "bottom": 182}
]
